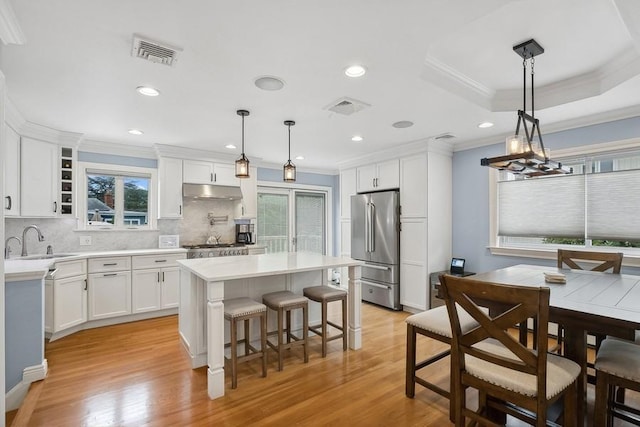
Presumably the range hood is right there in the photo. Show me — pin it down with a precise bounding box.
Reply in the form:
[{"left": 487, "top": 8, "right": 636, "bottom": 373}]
[{"left": 183, "top": 183, "right": 243, "bottom": 200}]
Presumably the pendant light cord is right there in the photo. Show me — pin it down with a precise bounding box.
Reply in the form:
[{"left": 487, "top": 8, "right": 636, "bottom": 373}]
[
  {"left": 241, "top": 114, "right": 245, "bottom": 154},
  {"left": 287, "top": 124, "right": 291, "bottom": 161}
]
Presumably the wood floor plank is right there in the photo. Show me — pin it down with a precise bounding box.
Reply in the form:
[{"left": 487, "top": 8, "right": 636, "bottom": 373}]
[{"left": 14, "top": 303, "right": 638, "bottom": 426}]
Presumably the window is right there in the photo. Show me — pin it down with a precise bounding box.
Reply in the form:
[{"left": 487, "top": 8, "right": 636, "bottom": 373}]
[
  {"left": 78, "top": 162, "right": 157, "bottom": 230},
  {"left": 494, "top": 142, "right": 640, "bottom": 255}
]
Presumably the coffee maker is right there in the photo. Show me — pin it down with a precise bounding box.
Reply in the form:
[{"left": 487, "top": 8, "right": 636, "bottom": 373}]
[{"left": 236, "top": 223, "right": 254, "bottom": 244}]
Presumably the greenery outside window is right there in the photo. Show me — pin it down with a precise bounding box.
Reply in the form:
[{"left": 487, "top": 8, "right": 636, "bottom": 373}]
[
  {"left": 78, "top": 162, "right": 157, "bottom": 230},
  {"left": 495, "top": 143, "right": 640, "bottom": 255}
]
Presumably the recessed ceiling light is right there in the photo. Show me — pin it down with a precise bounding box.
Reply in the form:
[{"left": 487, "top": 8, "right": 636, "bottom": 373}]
[
  {"left": 345, "top": 65, "right": 367, "bottom": 78},
  {"left": 351, "top": 135, "right": 363, "bottom": 142},
  {"left": 254, "top": 76, "right": 285, "bottom": 91},
  {"left": 295, "top": 155, "right": 305, "bottom": 160},
  {"left": 128, "top": 129, "right": 144, "bottom": 135},
  {"left": 225, "top": 144, "right": 237, "bottom": 149},
  {"left": 478, "top": 122, "right": 494, "bottom": 128},
  {"left": 392, "top": 121, "right": 413, "bottom": 128},
  {"left": 136, "top": 86, "right": 160, "bottom": 97}
]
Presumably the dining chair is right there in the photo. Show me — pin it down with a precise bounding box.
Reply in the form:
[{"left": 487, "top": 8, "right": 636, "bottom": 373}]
[
  {"left": 556, "top": 250, "right": 624, "bottom": 379},
  {"left": 594, "top": 337, "right": 640, "bottom": 426},
  {"left": 440, "top": 275, "right": 580, "bottom": 427}
]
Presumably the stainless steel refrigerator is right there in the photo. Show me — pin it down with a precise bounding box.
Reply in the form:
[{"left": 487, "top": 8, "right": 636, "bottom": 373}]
[{"left": 351, "top": 190, "right": 401, "bottom": 310}]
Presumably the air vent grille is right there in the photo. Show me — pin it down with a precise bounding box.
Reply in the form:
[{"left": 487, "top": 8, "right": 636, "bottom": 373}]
[
  {"left": 131, "top": 34, "right": 181, "bottom": 67},
  {"left": 325, "top": 97, "right": 371, "bottom": 116},
  {"left": 435, "top": 133, "right": 456, "bottom": 140}
]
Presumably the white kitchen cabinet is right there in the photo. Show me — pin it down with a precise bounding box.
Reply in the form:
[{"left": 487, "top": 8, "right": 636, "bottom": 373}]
[
  {"left": 4, "top": 124, "right": 20, "bottom": 216},
  {"left": 88, "top": 271, "right": 132, "bottom": 320},
  {"left": 131, "top": 253, "right": 186, "bottom": 313},
  {"left": 340, "top": 168, "right": 356, "bottom": 218},
  {"left": 183, "top": 160, "right": 238, "bottom": 186},
  {"left": 356, "top": 159, "right": 399, "bottom": 192},
  {"left": 237, "top": 166, "right": 257, "bottom": 218},
  {"left": 400, "top": 219, "right": 428, "bottom": 310},
  {"left": 20, "top": 137, "right": 58, "bottom": 217},
  {"left": 400, "top": 154, "right": 428, "bottom": 217},
  {"left": 45, "top": 259, "right": 88, "bottom": 334},
  {"left": 158, "top": 157, "right": 183, "bottom": 218}
]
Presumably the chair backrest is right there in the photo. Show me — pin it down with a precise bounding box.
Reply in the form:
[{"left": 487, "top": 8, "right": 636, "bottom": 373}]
[
  {"left": 557, "top": 249, "right": 623, "bottom": 274},
  {"left": 439, "top": 275, "right": 551, "bottom": 392}
]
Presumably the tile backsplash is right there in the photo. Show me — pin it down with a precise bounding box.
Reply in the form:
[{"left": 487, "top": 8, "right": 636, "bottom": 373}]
[{"left": 4, "top": 199, "right": 239, "bottom": 255}]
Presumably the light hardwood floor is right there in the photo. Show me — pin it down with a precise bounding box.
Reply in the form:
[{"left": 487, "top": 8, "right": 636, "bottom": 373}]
[{"left": 7, "top": 303, "right": 640, "bottom": 426}]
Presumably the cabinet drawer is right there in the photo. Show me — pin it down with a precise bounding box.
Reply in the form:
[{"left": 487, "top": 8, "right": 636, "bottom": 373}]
[
  {"left": 132, "top": 253, "right": 186, "bottom": 270},
  {"left": 52, "top": 259, "right": 87, "bottom": 280},
  {"left": 88, "top": 256, "right": 131, "bottom": 273}
]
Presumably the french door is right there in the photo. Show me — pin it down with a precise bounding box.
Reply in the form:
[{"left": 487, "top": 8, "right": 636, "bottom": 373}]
[{"left": 257, "top": 188, "right": 327, "bottom": 254}]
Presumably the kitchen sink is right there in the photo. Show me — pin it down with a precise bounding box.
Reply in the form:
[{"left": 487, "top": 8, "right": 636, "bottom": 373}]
[{"left": 19, "top": 253, "right": 78, "bottom": 260}]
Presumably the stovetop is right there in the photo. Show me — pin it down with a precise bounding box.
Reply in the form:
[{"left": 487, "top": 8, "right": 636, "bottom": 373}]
[{"left": 182, "top": 243, "right": 245, "bottom": 249}]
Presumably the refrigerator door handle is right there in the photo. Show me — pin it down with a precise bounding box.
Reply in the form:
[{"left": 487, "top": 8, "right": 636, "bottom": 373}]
[
  {"left": 361, "top": 279, "right": 391, "bottom": 290},
  {"left": 365, "top": 202, "right": 371, "bottom": 253},
  {"left": 364, "top": 263, "right": 390, "bottom": 271},
  {"left": 369, "top": 202, "right": 376, "bottom": 253}
]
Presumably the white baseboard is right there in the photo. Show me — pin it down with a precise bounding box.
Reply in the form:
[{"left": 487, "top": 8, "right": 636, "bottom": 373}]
[{"left": 5, "top": 359, "right": 48, "bottom": 411}]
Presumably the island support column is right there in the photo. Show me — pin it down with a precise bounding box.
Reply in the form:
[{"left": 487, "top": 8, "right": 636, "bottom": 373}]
[
  {"left": 207, "top": 280, "right": 225, "bottom": 399},
  {"left": 348, "top": 265, "right": 362, "bottom": 349}
]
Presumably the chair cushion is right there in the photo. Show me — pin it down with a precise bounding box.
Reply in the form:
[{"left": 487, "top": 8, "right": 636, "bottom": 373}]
[
  {"left": 303, "top": 285, "right": 347, "bottom": 301},
  {"left": 223, "top": 297, "right": 266, "bottom": 318},
  {"left": 596, "top": 338, "right": 640, "bottom": 382},
  {"left": 262, "top": 290, "right": 308, "bottom": 308},
  {"left": 466, "top": 338, "right": 581, "bottom": 399},
  {"left": 405, "top": 305, "right": 487, "bottom": 338}
]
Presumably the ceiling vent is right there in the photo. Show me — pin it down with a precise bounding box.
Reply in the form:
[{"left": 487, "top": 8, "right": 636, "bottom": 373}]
[
  {"left": 131, "top": 34, "right": 182, "bottom": 67},
  {"left": 434, "top": 133, "right": 456, "bottom": 140},
  {"left": 325, "top": 97, "right": 371, "bottom": 116}
]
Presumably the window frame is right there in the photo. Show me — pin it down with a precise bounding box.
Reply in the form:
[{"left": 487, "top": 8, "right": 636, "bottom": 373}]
[
  {"left": 77, "top": 161, "right": 158, "bottom": 231},
  {"left": 488, "top": 136, "right": 640, "bottom": 267}
]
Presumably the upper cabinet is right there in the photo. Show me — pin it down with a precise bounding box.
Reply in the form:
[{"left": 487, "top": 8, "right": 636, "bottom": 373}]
[
  {"left": 21, "top": 137, "right": 58, "bottom": 217},
  {"left": 340, "top": 168, "right": 356, "bottom": 219},
  {"left": 400, "top": 154, "right": 428, "bottom": 218},
  {"left": 158, "top": 157, "right": 183, "bottom": 219},
  {"left": 237, "top": 166, "right": 257, "bottom": 218},
  {"left": 183, "top": 160, "right": 238, "bottom": 186},
  {"left": 356, "top": 159, "right": 399, "bottom": 193},
  {"left": 4, "top": 125, "right": 21, "bottom": 216}
]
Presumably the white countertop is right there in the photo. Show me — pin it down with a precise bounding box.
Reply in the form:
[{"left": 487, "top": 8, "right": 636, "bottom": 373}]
[
  {"left": 178, "top": 251, "right": 363, "bottom": 282},
  {"left": 4, "top": 248, "right": 187, "bottom": 282}
]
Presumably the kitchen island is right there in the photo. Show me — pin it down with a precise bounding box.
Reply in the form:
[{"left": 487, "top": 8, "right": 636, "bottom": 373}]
[{"left": 177, "top": 251, "right": 363, "bottom": 399}]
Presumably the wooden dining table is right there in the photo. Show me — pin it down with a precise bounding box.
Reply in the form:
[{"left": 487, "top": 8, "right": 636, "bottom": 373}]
[{"left": 469, "top": 264, "right": 640, "bottom": 425}]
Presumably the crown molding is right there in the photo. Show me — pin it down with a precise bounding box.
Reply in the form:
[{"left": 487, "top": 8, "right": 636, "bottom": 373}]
[
  {"left": 19, "top": 121, "right": 83, "bottom": 146},
  {"left": 80, "top": 139, "right": 157, "bottom": 159},
  {"left": 255, "top": 161, "right": 337, "bottom": 176},
  {"left": 452, "top": 104, "right": 640, "bottom": 152},
  {"left": 154, "top": 143, "right": 262, "bottom": 164},
  {"left": 5, "top": 97, "right": 25, "bottom": 132},
  {"left": 0, "top": 0, "right": 25, "bottom": 45}
]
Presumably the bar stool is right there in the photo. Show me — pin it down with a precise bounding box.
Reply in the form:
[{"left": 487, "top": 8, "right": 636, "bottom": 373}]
[
  {"left": 262, "top": 290, "right": 309, "bottom": 371},
  {"left": 303, "top": 285, "right": 347, "bottom": 357},
  {"left": 223, "top": 297, "right": 267, "bottom": 389}
]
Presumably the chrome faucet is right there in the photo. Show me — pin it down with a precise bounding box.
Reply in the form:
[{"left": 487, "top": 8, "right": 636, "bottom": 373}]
[
  {"left": 4, "top": 236, "right": 22, "bottom": 259},
  {"left": 21, "top": 225, "right": 45, "bottom": 257}
]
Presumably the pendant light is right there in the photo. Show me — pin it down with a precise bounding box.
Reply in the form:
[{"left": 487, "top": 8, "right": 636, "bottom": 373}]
[
  {"left": 235, "top": 109, "right": 250, "bottom": 178},
  {"left": 480, "top": 39, "right": 572, "bottom": 178},
  {"left": 283, "top": 120, "right": 296, "bottom": 182}
]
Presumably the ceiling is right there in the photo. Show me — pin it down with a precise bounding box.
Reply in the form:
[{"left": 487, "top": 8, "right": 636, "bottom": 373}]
[{"left": 2, "top": 0, "right": 640, "bottom": 172}]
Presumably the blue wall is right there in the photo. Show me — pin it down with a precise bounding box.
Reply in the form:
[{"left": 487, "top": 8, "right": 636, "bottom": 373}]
[
  {"left": 78, "top": 152, "right": 157, "bottom": 168},
  {"left": 257, "top": 167, "right": 340, "bottom": 256},
  {"left": 5, "top": 278, "right": 44, "bottom": 391},
  {"left": 452, "top": 116, "right": 640, "bottom": 275}
]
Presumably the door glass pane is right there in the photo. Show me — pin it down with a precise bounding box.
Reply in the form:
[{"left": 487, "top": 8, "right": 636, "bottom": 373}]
[
  {"left": 123, "top": 177, "right": 150, "bottom": 226},
  {"left": 257, "top": 193, "right": 289, "bottom": 253},
  {"left": 295, "top": 192, "right": 325, "bottom": 254}
]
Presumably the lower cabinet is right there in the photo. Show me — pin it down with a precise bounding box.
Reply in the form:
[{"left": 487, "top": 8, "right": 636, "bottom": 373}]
[
  {"left": 131, "top": 267, "right": 180, "bottom": 313},
  {"left": 88, "top": 271, "right": 132, "bottom": 320},
  {"left": 45, "top": 259, "right": 88, "bottom": 334}
]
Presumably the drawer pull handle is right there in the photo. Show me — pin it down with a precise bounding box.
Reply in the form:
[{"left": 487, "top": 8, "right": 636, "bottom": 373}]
[
  {"left": 103, "top": 273, "right": 117, "bottom": 277},
  {"left": 103, "top": 263, "right": 117, "bottom": 266},
  {"left": 155, "top": 260, "right": 167, "bottom": 263}
]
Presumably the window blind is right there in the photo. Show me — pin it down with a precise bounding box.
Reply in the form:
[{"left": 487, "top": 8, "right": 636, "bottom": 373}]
[
  {"left": 498, "top": 174, "right": 585, "bottom": 238},
  {"left": 587, "top": 169, "right": 640, "bottom": 240}
]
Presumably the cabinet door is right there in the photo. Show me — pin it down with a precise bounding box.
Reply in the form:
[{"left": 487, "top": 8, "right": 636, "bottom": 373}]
[
  {"left": 400, "top": 219, "right": 428, "bottom": 310},
  {"left": 158, "top": 157, "right": 183, "bottom": 218},
  {"left": 212, "top": 163, "right": 239, "bottom": 186},
  {"left": 400, "top": 154, "right": 427, "bottom": 217},
  {"left": 238, "top": 166, "right": 257, "bottom": 218},
  {"left": 160, "top": 267, "right": 180, "bottom": 309},
  {"left": 88, "top": 271, "right": 132, "bottom": 320},
  {"left": 4, "top": 125, "right": 20, "bottom": 216},
  {"left": 45, "top": 280, "right": 53, "bottom": 333},
  {"left": 132, "top": 269, "right": 161, "bottom": 313},
  {"left": 54, "top": 275, "right": 88, "bottom": 331},
  {"left": 183, "top": 160, "right": 214, "bottom": 184},
  {"left": 340, "top": 168, "right": 356, "bottom": 219},
  {"left": 21, "top": 137, "right": 58, "bottom": 217},
  {"left": 356, "top": 164, "right": 376, "bottom": 193},
  {"left": 376, "top": 159, "right": 400, "bottom": 190}
]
